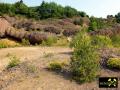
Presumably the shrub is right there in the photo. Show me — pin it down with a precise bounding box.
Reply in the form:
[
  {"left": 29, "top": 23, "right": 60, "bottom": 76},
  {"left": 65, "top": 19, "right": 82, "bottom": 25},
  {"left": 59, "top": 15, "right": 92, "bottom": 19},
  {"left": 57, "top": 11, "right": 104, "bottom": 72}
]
[
  {"left": 44, "top": 26, "right": 61, "bottom": 34},
  {"left": 91, "top": 35, "right": 112, "bottom": 48},
  {"left": 111, "top": 35, "right": 120, "bottom": 47},
  {"left": 26, "top": 64, "right": 37, "bottom": 73},
  {"left": 63, "top": 29, "right": 79, "bottom": 36},
  {"left": 7, "top": 55, "right": 20, "bottom": 69},
  {"left": 21, "top": 38, "right": 30, "bottom": 45},
  {"left": 0, "top": 39, "right": 20, "bottom": 48},
  {"left": 107, "top": 58, "right": 120, "bottom": 69},
  {"left": 29, "top": 32, "right": 47, "bottom": 44},
  {"left": 48, "top": 61, "right": 63, "bottom": 71},
  {"left": 54, "top": 36, "right": 69, "bottom": 46},
  {"left": 73, "top": 18, "right": 83, "bottom": 26},
  {"left": 70, "top": 30, "right": 100, "bottom": 83},
  {"left": 42, "top": 36, "right": 57, "bottom": 46}
]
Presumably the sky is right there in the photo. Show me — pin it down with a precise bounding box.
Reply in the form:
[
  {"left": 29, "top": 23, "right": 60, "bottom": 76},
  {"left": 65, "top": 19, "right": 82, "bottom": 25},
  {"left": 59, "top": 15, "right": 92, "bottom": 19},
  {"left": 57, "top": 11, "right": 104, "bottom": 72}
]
[{"left": 1, "top": 0, "right": 120, "bottom": 18}]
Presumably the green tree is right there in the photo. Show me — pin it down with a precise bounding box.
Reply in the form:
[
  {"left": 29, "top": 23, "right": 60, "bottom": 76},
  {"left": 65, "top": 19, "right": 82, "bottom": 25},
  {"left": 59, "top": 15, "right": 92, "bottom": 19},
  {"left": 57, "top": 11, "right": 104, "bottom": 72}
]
[
  {"left": 88, "top": 17, "right": 98, "bottom": 31},
  {"left": 13, "top": 1, "right": 29, "bottom": 15},
  {"left": 70, "top": 30, "right": 100, "bottom": 83},
  {"left": 115, "top": 13, "right": 120, "bottom": 23},
  {"left": 0, "top": 3, "right": 13, "bottom": 15},
  {"left": 64, "top": 6, "right": 78, "bottom": 17},
  {"left": 37, "top": 1, "right": 64, "bottom": 19}
]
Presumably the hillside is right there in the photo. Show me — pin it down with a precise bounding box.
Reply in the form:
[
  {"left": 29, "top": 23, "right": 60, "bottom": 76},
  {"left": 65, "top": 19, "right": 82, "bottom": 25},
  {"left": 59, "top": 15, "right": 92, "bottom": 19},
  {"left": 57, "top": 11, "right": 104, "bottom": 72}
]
[{"left": 0, "top": 1, "right": 120, "bottom": 90}]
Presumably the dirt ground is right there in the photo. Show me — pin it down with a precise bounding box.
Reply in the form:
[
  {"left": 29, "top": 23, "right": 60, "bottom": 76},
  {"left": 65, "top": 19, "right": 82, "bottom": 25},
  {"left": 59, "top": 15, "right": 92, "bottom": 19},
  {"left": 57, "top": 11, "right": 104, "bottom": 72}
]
[{"left": 0, "top": 47, "right": 120, "bottom": 90}]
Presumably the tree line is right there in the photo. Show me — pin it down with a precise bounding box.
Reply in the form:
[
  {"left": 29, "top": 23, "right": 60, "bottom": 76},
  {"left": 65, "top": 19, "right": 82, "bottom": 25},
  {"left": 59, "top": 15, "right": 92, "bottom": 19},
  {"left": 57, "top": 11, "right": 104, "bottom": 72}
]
[{"left": 0, "top": 1, "right": 87, "bottom": 19}]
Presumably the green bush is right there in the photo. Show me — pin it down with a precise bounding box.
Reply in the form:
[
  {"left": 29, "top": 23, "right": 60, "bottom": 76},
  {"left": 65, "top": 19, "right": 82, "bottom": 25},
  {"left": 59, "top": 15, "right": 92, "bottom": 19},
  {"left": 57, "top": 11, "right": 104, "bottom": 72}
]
[
  {"left": 48, "top": 61, "right": 63, "bottom": 71},
  {"left": 111, "top": 35, "right": 120, "bottom": 47},
  {"left": 42, "top": 36, "right": 57, "bottom": 46},
  {"left": 107, "top": 58, "right": 120, "bottom": 69},
  {"left": 7, "top": 56, "right": 20, "bottom": 69},
  {"left": 54, "top": 37, "right": 69, "bottom": 46},
  {"left": 21, "top": 39, "right": 30, "bottom": 45},
  {"left": 0, "top": 39, "right": 20, "bottom": 48},
  {"left": 70, "top": 30, "right": 100, "bottom": 83},
  {"left": 91, "top": 35, "right": 112, "bottom": 48}
]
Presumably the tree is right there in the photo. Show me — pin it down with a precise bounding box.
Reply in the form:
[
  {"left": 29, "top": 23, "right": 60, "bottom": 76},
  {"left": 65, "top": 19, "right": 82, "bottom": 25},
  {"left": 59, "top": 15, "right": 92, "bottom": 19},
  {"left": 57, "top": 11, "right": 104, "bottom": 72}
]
[
  {"left": 88, "top": 17, "right": 98, "bottom": 31},
  {"left": 13, "top": 1, "right": 28, "bottom": 15},
  {"left": 70, "top": 29, "right": 100, "bottom": 83},
  {"left": 64, "top": 6, "right": 78, "bottom": 17},
  {"left": 115, "top": 13, "right": 120, "bottom": 23},
  {"left": 37, "top": 1, "right": 64, "bottom": 19},
  {"left": 78, "top": 11, "right": 86, "bottom": 17},
  {"left": 0, "top": 3, "right": 13, "bottom": 15}
]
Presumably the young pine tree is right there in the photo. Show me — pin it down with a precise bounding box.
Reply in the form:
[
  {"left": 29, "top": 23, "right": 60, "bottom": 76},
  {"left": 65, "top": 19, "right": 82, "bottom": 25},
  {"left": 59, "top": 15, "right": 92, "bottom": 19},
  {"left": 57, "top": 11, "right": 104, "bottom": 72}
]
[{"left": 70, "top": 29, "right": 100, "bottom": 83}]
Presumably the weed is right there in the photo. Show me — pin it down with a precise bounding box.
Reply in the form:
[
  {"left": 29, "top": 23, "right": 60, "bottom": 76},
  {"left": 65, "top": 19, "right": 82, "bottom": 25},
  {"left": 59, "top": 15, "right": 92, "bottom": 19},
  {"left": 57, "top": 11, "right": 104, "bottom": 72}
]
[{"left": 7, "top": 55, "right": 20, "bottom": 69}]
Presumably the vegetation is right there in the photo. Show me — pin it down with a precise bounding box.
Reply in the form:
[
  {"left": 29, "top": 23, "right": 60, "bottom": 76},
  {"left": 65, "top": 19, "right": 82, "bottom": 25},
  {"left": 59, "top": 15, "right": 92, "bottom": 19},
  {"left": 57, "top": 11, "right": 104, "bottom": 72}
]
[
  {"left": 7, "top": 55, "right": 20, "bottom": 69},
  {"left": 70, "top": 30, "right": 100, "bottom": 83},
  {"left": 0, "top": 1, "right": 87, "bottom": 19},
  {"left": 26, "top": 64, "right": 37, "bottom": 73},
  {"left": 73, "top": 18, "right": 84, "bottom": 26},
  {"left": 0, "top": 39, "right": 20, "bottom": 48},
  {"left": 107, "top": 58, "right": 120, "bottom": 69},
  {"left": 111, "top": 35, "right": 120, "bottom": 47},
  {"left": 91, "top": 35, "right": 112, "bottom": 48},
  {"left": 54, "top": 37, "right": 69, "bottom": 46},
  {"left": 48, "top": 61, "right": 63, "bottom": 71},
  {"left": 41, "top": 36, "right": 57, "bottom": 46},
  {"left": 21, "top": 38, "right": 30, "bottom": 46},
  {"left": 88, "top": 17, "right": 108, "bottom": 31}
]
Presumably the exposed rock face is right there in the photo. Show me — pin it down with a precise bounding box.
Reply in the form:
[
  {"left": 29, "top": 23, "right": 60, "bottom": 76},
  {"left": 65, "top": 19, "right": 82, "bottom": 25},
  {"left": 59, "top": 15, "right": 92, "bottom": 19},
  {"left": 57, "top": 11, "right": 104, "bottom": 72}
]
[{"left": 0, "top": 17, "right": 11, "bottom": 37}]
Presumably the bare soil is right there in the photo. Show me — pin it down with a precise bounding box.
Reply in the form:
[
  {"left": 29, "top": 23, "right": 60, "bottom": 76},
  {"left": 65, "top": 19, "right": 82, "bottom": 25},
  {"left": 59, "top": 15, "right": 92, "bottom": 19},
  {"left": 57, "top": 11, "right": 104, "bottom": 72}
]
[{"left": 0, "top": 47, "right": 120, "bottom": 90}]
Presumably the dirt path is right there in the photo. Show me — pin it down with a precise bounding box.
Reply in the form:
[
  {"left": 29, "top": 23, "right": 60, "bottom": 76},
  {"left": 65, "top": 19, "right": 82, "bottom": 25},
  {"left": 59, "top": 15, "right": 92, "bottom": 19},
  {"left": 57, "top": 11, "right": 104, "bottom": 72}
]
[
  {"left": 0, "top": 47, "right": 120, "bottom": 90},
  {"left": 0, "top": 47, "right": 72, "bottom": 72}
]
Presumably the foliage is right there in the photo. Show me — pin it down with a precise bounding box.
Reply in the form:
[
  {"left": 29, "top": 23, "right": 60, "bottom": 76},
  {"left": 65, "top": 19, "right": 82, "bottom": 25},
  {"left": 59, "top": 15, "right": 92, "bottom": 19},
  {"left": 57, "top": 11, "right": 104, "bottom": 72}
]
[
  {"left": 88, "top": 17, "right": 113, "bottom": 31},
  {"left": 48, "top": 61, "right": 64, "bottom": 71},
  {"left": 7, "top": 55, "right": 20, "bottom": 69},
  {"left": 21, "top": 38, "right": 30, "bottom": 45},
  {"left": 44, "top": 26, "right": 61, "bottom": 34},
  {"left": 107, "top": 58, "right": 120, "bottom": 69},
  {"left": 111, "top": 35, "right": 120, "bottom": 47},
  {"left": 0, "top": 1, "right": 87, "bottom": 19},
  {"left": 0, "top": 39, "right": 20, "bottom": 48},
  {"left": 73, "top": 18, "right": 83, "bottom": 26},
  {"left": 64, "top": 6, "right": 78, "bottom": 18},
  {"left": 0, "top": 3, "right": 14, "bottom": 15},
  {"left": 13, "top": 1, "right": 28, "bottom": 15},
  {"left": 63, "top": 29, "right": 79, "bottom": 36},
  {"left": 26, "top": 64, "right": 37, "bottom": 73},
  {"left": 115, "top": 13, "right": 120, "bottom": 23},
  {"left": 41, "top": 36, "right": 57, "bottom": 46},
  {"left": 70, "top": 30, "right": 100, "bottom": 83},
  {"left": 54, "top": 37, "right": 69, "bottom": 46},
  {"left": 91, "top": 35, "right": 112, "bottom": 48}
]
